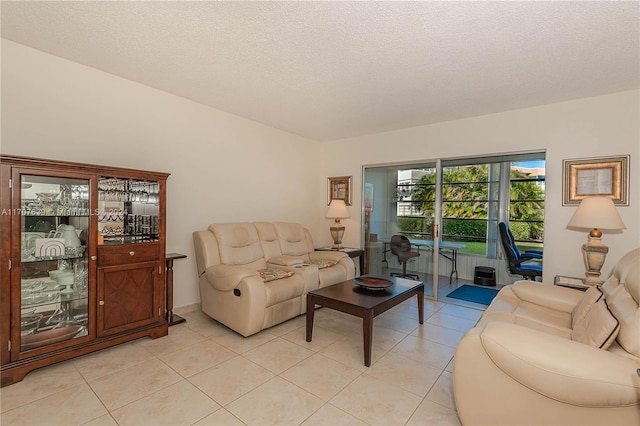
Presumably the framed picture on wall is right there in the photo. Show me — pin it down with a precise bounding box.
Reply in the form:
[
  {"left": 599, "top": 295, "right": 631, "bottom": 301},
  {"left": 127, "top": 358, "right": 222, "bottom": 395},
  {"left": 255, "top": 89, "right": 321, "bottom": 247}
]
[
  {"left": 563, "top": 155, "right": 629, "bottom": 205},
  {"left": 327, "top": 176, "right": 352, "bottom": 205}
]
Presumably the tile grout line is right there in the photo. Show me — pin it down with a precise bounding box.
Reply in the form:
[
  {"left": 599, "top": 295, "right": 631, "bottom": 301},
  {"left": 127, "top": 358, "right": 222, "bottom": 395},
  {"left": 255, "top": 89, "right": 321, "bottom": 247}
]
[{"left": 3, "top": 299, "right": 481, "bottom": 425}]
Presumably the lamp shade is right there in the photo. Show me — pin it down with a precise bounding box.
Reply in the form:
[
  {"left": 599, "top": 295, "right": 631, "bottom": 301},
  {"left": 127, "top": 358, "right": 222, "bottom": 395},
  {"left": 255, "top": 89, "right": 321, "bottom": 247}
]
[
  {"left": 326, "top": 199, "right": 349, "bottom": 219},
  {"left": 567, "top": 197, "right": 626, "bottom": 231}
]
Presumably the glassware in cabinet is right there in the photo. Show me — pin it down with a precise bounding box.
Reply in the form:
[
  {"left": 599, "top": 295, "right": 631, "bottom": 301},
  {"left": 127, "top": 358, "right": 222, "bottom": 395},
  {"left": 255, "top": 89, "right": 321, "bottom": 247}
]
[
  {"left": 18, "top": 174, "right": 90, "bottom": 350},
  {"left": 97, "top": 177, "right": 160, "bottom": 244}
]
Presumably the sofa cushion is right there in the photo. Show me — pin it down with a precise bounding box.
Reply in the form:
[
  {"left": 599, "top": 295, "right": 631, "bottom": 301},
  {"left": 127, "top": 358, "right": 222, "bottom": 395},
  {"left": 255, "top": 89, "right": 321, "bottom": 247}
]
[
  {"left": 273, "top": 222, "right": 313, "bottom": 257},
  {"left": 477, "top": 308, "right": 572, "bottom": 339},
  {"left": 478, "top": 283, "right": 574, "bottom": 338},
  {"left": 254, "top": 222, "right": 283, "bottom": 262},
  {"left": 572, "top": 285, "right": 603, "bottom": 328},
  {"left": 258, "top": 268, "right": 294, "bottom": 282},
  {"left": 513, "top": 300, "right": 573, "bottom": 331},
  {"left": 511, "top": 281, "right": 582, "bottom": 313},
  {"left": 263, "top": 272, "right": 305, "bottom": 307},
  {"left": 571, "top": 299, "right": 620, "bottom": 349},
  {"left": 210, "top": 223, "right": 266, "bottom": 268}
]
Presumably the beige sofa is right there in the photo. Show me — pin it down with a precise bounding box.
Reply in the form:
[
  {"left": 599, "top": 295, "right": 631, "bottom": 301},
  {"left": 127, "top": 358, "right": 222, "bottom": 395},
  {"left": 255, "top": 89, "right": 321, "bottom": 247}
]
[
  {"left": 453, "top": 248, "right": 640, "bottom": 425},
  {"left": 193, "top": 222, "right": 355, "bottom": 336}
]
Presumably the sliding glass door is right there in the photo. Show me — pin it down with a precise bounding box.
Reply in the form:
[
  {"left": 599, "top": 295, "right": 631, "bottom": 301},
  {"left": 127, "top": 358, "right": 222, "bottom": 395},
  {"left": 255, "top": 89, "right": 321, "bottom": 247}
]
[
  {"left": 362, "top": 161, "right": 440, "bottom": 299},
  {"left": 362, "top": 151, "right": 545, "bottom": 301}
]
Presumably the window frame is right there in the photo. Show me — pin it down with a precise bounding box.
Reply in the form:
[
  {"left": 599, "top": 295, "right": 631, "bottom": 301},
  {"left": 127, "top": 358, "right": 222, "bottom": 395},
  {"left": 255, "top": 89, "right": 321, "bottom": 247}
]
[{"left": 367, "top": 152, "right": 546, "bottom": 259}]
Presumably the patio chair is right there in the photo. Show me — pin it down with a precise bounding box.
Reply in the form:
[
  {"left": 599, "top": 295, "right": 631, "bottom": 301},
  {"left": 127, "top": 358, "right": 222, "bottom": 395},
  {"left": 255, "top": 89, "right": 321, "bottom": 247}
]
[
  {"left": 498, "top": 222, "right": 542, "bottom": 280},
  {"left": 389, "top": 234, "right": 420, "bottom": 280}
]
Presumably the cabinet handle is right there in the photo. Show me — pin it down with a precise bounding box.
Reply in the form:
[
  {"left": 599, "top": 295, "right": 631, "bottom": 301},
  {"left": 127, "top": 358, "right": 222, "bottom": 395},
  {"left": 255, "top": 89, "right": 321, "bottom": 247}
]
[
  {"left": 99, "top": 300, "right": 105, "bottom": 306},
  {"left": 91, "top": 256, "right": 97, "bottom": 261},
  {"left": 129, "top": 251, "right": 135, "bottom": 256}
]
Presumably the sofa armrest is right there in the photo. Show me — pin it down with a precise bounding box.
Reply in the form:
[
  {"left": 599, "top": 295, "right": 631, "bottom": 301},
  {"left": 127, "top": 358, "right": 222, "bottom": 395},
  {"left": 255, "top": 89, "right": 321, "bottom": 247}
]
[
  {"left": 204, "top": 264, "right": 260, "bottom": 292},
  {"left": 266, "top": 262, "right": 320, "bottom": 296},
  {"left": 481, "top": 322, "right": 640, "bottom": 407},
  {"left": 511, "top": 281, "right": 584, "bottom": 313}
]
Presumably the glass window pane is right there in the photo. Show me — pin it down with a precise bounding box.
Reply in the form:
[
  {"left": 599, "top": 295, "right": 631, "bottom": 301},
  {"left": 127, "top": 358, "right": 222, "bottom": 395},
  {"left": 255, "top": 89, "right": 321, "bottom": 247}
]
[{"left": 509, "top": 160, "right": 546, "bottom": 250}]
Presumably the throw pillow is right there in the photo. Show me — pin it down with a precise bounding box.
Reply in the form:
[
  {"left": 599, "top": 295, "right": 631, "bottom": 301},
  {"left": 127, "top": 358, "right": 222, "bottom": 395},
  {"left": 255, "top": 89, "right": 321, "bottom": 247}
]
[
  {"left": 571, "top": 299, "right": 620, "bottom": 349},
  {"left": 571, "top": 285, "right": 603, "bottom": 328},
  {"left": 311, "top": 260, "right": 338, "bottom": 269},
  {"left": 601, "top": 285, "right": 640, "bottom": 358},
  {"left": 258, "top": 269, "right": 294, "bottom": 283}
]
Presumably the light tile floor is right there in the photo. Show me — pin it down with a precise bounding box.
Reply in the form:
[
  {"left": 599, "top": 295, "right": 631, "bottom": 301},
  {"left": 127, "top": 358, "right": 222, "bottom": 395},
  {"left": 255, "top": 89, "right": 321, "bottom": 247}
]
[{"left": 1, "top": 285, "right": 486, "bottom": 425}]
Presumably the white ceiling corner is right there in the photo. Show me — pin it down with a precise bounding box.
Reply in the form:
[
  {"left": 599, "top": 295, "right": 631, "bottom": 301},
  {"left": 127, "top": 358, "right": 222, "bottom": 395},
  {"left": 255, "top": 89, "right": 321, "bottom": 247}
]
[{"left": 1, "top": 1, "right": 638, "bottom": 141}]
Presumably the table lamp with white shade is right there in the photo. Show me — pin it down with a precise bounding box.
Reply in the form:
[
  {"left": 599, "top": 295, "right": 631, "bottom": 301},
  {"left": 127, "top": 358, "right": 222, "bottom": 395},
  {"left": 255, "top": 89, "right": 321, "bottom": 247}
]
[
  {"left": 326, "top": 199, "right": 349, "bottom": 249},
  {"left": 566, "top": 197, "right": 626, "bottom": 285}
]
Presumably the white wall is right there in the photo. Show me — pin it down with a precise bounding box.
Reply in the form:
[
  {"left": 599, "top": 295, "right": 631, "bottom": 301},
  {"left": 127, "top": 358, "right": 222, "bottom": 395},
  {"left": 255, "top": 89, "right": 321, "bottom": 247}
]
[
  {"left": 3, "top": 40, "right": 638, "bottom": 308},
  {"left": 1, "top": 40, "right": 328, "bottom": 308},
  {"left": 325, "top": 90, "right": 639, "bottom": 283}
]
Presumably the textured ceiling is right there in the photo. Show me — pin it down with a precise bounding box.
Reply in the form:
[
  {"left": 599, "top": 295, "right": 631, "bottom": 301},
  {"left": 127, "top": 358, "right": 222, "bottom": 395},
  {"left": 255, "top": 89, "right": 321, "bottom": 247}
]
[{"left": 2, "top": 1, "right": 638, "bottom": 141}]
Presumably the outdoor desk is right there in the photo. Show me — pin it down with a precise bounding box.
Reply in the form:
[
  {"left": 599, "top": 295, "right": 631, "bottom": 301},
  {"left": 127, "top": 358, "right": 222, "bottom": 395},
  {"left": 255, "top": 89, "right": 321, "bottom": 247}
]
[{"left": 380, "top": 238, "right": 465, "bottom": 283}]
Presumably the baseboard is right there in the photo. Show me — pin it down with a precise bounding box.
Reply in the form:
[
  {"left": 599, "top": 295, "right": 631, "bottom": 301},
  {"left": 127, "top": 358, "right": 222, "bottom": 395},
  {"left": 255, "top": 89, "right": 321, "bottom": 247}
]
[{"left": 173, "top": 303, "right": 201, "bottom": 315}]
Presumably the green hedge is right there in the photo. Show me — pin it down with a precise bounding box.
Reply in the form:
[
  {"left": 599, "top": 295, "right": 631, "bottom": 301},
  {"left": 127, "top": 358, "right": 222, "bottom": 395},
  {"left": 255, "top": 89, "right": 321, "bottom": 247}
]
[
  {"left": 397, "top": 217, "right": 429, "bottom": 234},
  {"left": 398, "top": 217, "right": 486, "bottom": 239},
  {"left": 398, "top": 217, "right": 542, "bottom": 241},
  {"left": 442, "top": 219, "right": 486, "bottom": 238},
  {"left": 509, "top": 221, "right": 543, "bottom": 241}
]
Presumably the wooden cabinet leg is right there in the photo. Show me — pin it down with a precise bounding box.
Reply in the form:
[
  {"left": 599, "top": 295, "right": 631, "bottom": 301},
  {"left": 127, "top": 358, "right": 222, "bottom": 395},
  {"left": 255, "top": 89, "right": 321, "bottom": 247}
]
[{"left": 165, "top": 254, "right": 187, "bottom": 326}]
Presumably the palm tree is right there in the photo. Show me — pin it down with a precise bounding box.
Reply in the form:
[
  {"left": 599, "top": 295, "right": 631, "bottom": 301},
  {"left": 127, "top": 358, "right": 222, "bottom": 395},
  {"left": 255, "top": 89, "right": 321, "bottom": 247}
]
[{"left": 408, "top": 164, "right": 544, "bottom": 241}]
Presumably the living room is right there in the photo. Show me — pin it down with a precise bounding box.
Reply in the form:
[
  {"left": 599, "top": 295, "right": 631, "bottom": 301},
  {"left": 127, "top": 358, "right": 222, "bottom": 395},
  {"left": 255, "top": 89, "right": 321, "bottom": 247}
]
[{"left": 1, "top": 2, "right": 638, "bottom": 424}]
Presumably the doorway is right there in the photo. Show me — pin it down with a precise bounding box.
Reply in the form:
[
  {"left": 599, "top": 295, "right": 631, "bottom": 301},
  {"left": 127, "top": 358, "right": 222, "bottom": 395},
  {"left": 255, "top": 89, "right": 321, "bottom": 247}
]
[
  {"left": 362, "top": 152, "right": 545, "bottom": 300},
  {"left": 362, "top": 161, "right": 440, "bottom": 299}
]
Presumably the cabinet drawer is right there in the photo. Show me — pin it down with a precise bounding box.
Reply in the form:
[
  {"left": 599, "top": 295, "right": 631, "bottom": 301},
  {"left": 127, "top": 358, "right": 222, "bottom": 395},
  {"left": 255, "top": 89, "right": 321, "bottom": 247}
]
[{"left": 98, "top": 243, "right": 160, "bottom": 267}]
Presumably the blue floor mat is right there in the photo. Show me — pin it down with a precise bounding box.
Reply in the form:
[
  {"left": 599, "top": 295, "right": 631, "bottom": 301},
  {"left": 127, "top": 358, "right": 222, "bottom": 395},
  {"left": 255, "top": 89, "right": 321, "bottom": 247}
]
[{"left": 446, "top": 284, "right": 499, "bottom": 306}]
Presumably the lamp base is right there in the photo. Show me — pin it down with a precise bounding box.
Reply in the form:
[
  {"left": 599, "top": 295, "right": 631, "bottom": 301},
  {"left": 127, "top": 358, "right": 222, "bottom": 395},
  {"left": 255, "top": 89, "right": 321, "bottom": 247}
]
[
  {"left": 582, "top": 236, "right": 608, "bottom": 286},
  {"left": 330, "top": 223, "right": 345, "bottom": 250}
]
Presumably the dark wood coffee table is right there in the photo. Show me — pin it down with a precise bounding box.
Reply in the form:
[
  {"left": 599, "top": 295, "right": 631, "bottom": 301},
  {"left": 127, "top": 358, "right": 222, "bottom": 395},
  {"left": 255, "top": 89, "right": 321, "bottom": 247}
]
[{"left": 306, "top": 275, "right": 424, "bottom": 367}]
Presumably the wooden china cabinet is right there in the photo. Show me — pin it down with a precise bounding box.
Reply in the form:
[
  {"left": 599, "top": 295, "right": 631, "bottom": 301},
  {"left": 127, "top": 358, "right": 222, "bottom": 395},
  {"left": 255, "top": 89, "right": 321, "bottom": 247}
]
[{"left": 0, "top": 155, "right": 170, "bottom": 386}]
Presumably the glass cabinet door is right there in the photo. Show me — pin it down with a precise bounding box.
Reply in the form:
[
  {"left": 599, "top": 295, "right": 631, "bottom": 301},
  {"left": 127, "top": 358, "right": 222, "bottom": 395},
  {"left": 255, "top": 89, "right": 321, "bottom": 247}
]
[
  {"left": 19, "top": 174, "right": 90, "bottom": 351},
  {"left": 97, "top": 178, "right": 160, "bottom": 244}
]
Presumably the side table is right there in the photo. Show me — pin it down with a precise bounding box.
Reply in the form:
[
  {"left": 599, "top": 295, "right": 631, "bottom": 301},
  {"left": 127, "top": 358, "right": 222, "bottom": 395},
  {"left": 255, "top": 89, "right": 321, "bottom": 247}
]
[
  {"left": 166, "top": 253, "right": 187, "bottom": 325},
  {"left": 315, "top": 247, "right": 365, "bottom": 276},
  {"left": 554, "top": 275, "right": 589, "bottom": 291}
]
